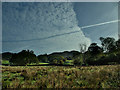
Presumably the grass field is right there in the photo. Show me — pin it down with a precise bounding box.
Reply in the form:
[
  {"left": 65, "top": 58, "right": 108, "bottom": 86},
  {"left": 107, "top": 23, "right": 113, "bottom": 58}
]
[
  {"left": 2, "top": 64, "right": 120, "bottom": 88},
  {"left": 64, "top": 60, "right": 74, "bottom": 65},
  {"left": 2, "top": 60, "right": 10, "bottom": 65},
  {"left": 1, "top": 60, "right": 74, "bottom": 66}
]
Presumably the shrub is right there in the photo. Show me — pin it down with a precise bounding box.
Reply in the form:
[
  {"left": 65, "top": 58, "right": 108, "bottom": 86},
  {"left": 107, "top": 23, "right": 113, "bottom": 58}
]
[{"left": 73, "top": 56, "right": 83, "bottom": 65}]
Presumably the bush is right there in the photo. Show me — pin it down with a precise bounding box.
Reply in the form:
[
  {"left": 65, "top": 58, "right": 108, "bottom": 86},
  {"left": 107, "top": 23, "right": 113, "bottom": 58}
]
[
  {"left": 59, "top": 60, "right": 64, "bottom": 65},
  {"left": 51, "top": 59, "right": 58, "bottom": 64},
  {"left": 48, "top": 54, "right": 64, "bottom": 63},
  {"left": 73, "top": 55, "right": 83, "bottom": 65}
]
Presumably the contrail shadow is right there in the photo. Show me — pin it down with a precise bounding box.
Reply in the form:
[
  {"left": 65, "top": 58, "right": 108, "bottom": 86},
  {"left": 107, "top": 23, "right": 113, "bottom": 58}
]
[
  {"left": 2, "top": 30, "right": 80, "bottom": 43},
  {"left": 2, "top": 19, "right": 119, "bottom": 43}
]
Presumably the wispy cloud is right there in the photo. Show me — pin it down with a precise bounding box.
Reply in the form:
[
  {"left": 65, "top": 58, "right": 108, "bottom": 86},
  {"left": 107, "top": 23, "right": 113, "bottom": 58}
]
[
  {"left": 2, "top": 2, "right": 91, "bottom": 54},
  {"left": 2, "top": 19, "right": 119, "bottom": 43}
]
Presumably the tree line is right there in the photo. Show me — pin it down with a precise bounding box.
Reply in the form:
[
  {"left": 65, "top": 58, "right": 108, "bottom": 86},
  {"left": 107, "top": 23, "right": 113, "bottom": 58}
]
[
  {"left": 6, "top": 37, "right": 120, "bottom": 66},
  {"left": 76, "top": 37, "right": 120, "bottom": 65}
]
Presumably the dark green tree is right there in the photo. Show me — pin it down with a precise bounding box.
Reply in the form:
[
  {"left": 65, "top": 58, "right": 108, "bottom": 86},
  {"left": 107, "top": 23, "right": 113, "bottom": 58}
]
[
  {"left": 52, "top": 59, "right": 58, "bottom": 64},
  {"left": 88, "top": 43, "right": 103, "bottom": 55},
  {"left": 48, "top": 54, "right": 64, "bottom": 63},
  {"left": 37, "top": 54, "right": 48, "bottom": 63},
  {"left": 73, "top": 54, "right": 83, "bottom": 65},
  {"left": 59, "top": 60, "right": 64, "bottom": 65},
  {"left": 116, "top": 39, "right": 120, "bottom": 50},
  {"left": 100, "top": 37, "right": 116, "bottom": 52},
  {"left": 10, "top": 50, "right": 39, "bottom": 65}
]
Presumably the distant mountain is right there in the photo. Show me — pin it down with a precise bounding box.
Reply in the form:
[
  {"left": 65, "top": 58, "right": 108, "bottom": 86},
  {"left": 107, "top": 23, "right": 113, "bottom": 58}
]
[
  {"left": 37, "top": 50, "right": 81, "bottom": 63},
  {"left": 48, "top": 50, "right": 80, "bottom": 58}
]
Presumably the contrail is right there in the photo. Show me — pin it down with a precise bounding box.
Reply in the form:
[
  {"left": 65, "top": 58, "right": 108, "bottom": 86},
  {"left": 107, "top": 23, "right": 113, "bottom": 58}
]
[
  {"left": 81, "top": 19, "right": 120, "bottom": 29},
  {"left": 2, "top": 19, "right": 120, "bottom": 43}
]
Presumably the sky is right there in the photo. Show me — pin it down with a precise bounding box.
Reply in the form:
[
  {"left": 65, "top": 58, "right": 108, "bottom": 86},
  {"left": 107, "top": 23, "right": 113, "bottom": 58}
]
[{"left": 2, "top": 2, "right": 118, "bottom": 55}]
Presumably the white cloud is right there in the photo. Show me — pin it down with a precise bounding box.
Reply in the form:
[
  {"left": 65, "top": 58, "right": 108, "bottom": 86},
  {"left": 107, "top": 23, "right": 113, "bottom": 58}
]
[{"left": 3, "top": 2, "right": 91, "bottom": 54}]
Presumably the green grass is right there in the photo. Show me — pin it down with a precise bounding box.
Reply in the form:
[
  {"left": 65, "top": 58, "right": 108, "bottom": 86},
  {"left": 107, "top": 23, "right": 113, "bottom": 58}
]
[
  {"left": 2, "top": 60, "right": 10, "bottom": 65},
  {"left": 64, "top": 60, "right": 74, "bottom": 65},
  {"left": 28, "top": 62, "right": 49, "bottom": 65},
  {"left": 2, "top": 65, "right": 120, "bottom": 88},
  {"left": 38, "top": 62, "right": 49, "bottom": 65},
  {"left": 1, "top": 60, "right": 73, "bottom": 65},
  {"left": 66, "top": 60, "right": 73, "bottom": 63}
]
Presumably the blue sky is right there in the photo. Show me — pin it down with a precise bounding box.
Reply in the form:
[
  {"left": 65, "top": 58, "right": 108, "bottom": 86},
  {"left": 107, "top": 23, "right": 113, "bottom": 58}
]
[
  {"left": 74, "top": 2, "right": 118, "bottom": 43},
  {"left": 2, "top": 2, "right": 118, "bottom": 55}
]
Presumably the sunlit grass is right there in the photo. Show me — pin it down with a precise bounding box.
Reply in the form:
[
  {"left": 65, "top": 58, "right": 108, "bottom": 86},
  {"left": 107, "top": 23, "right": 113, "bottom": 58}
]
[
  {"left": 38, "top": 62, "right": 49, "bottom": 65},
  {"left": 2, "top": 64, "right": 120, "bottom": 88},
  {"left": 64, "top": 60, "right": 74, "bottom": 65},
  {"left": 2, "top": 60, "right": 9, "bottom": 65}
]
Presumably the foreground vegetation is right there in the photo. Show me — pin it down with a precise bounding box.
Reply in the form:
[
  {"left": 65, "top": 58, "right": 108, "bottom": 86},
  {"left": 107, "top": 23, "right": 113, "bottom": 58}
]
[{"left": 2, "top": 65, "right": 120, "bottom": 88}]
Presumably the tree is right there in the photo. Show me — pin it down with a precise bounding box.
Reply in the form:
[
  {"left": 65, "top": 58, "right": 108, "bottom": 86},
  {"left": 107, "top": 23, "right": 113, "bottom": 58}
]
[
  {"left": 59, "top": 60, "right": 64, "bottom": 65},
  {"left": 86, "top": 43, "right": 103, "bottom": 65},
  {"left": 100, "top": 37, "right": 116, "bottom": 52},
  {"left": 10, "top": 50, "right": 39, "bottom": 65},
  {"left": 79, "top": 43, "right": 87, "bottom": 64},
  {"left": 73, "top": 54, "right": 83, "bottom": 65},
  {"left": 116, "top": 39, "right": 120, "bottom": 50},
  {"left": 2, "top": 52, "right": 13, "bottom": 61},
  {"left": 52, "top": 59, "right": 58, "bottom": 64},
  {"left": 88, "top": 43, "right": 103, "bottom": 55},
  {"left": 79, "top": 44, "right": 87, "bottom": 53},
  {"left": 37, "top": 54, "right": 48, "bottom": 63},
  {"left": 48, "top": 54, "right": 64, "bottom": 63}
]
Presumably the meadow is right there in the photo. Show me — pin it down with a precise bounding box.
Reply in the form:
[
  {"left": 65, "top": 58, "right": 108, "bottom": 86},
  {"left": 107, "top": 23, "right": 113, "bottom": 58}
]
[{"left": 2, "top": 64, "right": 120, "bottom": 88}]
